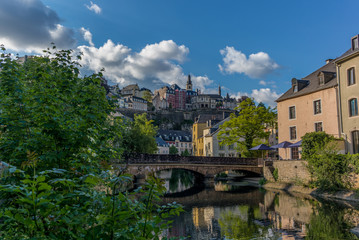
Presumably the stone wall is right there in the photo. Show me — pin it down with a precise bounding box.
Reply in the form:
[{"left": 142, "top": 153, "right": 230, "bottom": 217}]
[{"left": 264, "top": 160, "right": 311, "bottom": 184}]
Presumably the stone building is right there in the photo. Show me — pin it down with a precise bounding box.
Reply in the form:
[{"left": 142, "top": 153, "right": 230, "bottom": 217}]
[
  {"left": 157, "top": 130, "right": 192, "bottom": 155},
  {"left": 335, "top": 34, "right": 359, "bottom": 154},
  {"left": 276, "top": 59, "right": 340, "bottom": 159}
]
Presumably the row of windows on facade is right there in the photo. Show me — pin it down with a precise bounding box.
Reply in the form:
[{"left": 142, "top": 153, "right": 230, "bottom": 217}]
[
  {"left": 289, "top": 122, "right": 323, "bottom": 140},
  {"left": 289, "top": 98, "right": 358, "bottom": 119},
  {"left": 170, "top": 142, "right": 192, "bottom": 148},
  {"left": 205, "top": 143, "right": 234, "bottom": 151}
]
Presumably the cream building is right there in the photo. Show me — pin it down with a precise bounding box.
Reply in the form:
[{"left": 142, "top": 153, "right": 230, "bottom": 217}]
[
  {"left": 203, "top": 117, "right": 239, "bottom": 157},
  {"left": 276, "top": 60, "right": 340, "bottom": 159},
  {"left": 336, "top": 35, "right": 359, "bottom": 154}
]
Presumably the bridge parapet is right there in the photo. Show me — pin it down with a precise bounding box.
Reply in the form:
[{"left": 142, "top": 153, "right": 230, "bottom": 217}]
[{"left": 124, "top": 153, "right": 261, "bottom": 166}]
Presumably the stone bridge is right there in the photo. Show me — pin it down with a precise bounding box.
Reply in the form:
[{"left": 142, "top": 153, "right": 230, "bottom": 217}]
[{"left": 119, "top": 154, "right": 264, "bottom": 182}]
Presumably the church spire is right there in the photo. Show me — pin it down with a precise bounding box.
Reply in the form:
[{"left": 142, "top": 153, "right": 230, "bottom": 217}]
[
  {"left": 218, "top": 84, "right": 221, "bottom": 96},
  {"left": 186, "top": 74, "right": 192, "bottom": 91}
]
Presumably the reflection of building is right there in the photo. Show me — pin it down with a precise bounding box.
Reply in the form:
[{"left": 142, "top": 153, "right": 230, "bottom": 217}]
[
  {"left": 336, "top": 35, "right": 359, "bottom": 154},
  {"left": 192, "top": 207, "right": 215, "bottom": 230},
  {"left": 157, "top": 130, "right": 192, "bottom": 154}
]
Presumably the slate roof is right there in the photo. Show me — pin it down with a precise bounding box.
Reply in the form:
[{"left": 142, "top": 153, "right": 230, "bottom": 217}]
[
  {"left": 156, "top": 137, "right": 169, "bottom": 147},
  {"left": 335, "top": 48, "right": 359, "bottom": 63},
  {"left": 157, "top": 130, "right": 192, "bottom": 142},
  {"left": 276, "top": 59, "right": 337, "bottom": 102}
]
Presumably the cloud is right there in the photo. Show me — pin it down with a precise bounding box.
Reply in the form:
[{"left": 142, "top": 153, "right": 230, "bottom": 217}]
[
  {"left": 250, "top": 88, "right": 281, "bottom": 107},
  {"left": 80, "top": 27, "right": 94, "bottom": 47},
  {"left": 231, "top": 88, "right": 281, "bottom": 107},
  {"left": 85, "top": 1, "right": 102, "bottom": 14},
  {"left": 219, "top": 46, "right": 280, "bottom": 79},
  {"left": 0, "top": 0, "right": 76, "bottom": 53},
  {"left": 259, "top": 80, "right": 266, "bottom": 86},
  {"left": 77, "top": 37, "right": 213, "bottom": 91}
]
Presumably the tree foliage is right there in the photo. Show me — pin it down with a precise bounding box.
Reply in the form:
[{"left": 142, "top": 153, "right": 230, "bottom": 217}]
[
  {"left": 302, "top": 132, "right": 357, "bottom": 191},
  {"left": 169, "top": 145, "right": 179, "bottom": 155},
  {"left": 218, "top": 98, "right": 277, "bottom": 157},
  {"left": 0, "top": 47, "right": 182, "bottom": 239},
  {"left": 121, "top": 113, "right": 158, "bottom": 154}
]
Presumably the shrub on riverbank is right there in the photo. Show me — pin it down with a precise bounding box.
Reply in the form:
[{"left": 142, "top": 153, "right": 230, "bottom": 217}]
[{"left": 302, "top": 132, "right": 357, "bottom": 191}]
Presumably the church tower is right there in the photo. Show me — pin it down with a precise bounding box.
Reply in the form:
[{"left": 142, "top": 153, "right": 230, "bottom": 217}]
[
  {"left": 186, "top": 74, "right": 192, "bottom": 91},
  {"left": 218, "top": 84, "right": 221, "bottom": 96}
]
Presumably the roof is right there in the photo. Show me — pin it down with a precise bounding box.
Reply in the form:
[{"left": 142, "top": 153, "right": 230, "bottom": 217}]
[
  {"left": 276, "top": 59, "right": 337, "bottom": 102},
  {"left": 204, "top": 117, "right": 231, "bottom": 137},
  {"left": 335, "top": 48, "right": 359, "bottom": 63},
  {"left": 122, "top": 84, "right": 139, "bottom": 90},
  {"left": 156, "top": 137, "right": 169, "bottom": 147},
  {"left": 195, "top": 114, "right": 218, "bottom": 124},
  {"left": 197, "top": 94, "right": 222, "bottom": 99},
  {"left": 157, "top": 130, "right": 192, "bottom": 142}
]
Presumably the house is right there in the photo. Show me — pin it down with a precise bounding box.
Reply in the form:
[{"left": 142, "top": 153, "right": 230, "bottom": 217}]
[
  {"left": 203, "top": 117, "right": 239, "bottom": 157},
  {"left": 335, "top": 35, "right": 359, "bottom": 154},
  {"left": 192, "top": 115, "right": 222, "bottom": 156},
  {"left": 157, "top": 130, "right": 192, "bottom": 155},
  {"left": 127, "top": 96, "right": 148, "bottom": 111},
  {"left": 276, "top": 59, "right": 340, "bottom": 159},
  {"left": 156, "top": 137, "right": 170, "bottom": 154}
]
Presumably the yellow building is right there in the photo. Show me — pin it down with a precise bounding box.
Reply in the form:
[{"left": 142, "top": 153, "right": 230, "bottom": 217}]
[
  {"left": 336, "top": 35, "right": 359, "bottom": 154},
  {"left": 192, "top": 115, "right": 220, "bottom": 156}
]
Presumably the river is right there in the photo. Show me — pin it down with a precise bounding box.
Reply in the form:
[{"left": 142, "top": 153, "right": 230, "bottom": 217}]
[{"left": 155, "top": 169, "right": 359, "bottom": 240}]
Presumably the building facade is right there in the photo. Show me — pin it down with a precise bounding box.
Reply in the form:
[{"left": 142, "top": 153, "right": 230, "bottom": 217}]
[
  {"left": 276, "top": 60, "right": 340, "bottom": 159},
  {"left": 336, "top": 35, "right": 359, "bottom": 154},
  {"left": 157, "top": 130, "right": 192, "bottom": 155}
]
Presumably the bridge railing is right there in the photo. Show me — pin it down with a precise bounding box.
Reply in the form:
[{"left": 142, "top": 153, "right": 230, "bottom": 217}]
[{"left": 124, "top": 153, "right": 261, "bottom": 166}]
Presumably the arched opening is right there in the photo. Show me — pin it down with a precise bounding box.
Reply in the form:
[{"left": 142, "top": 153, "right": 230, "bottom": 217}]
[{"left": 155, "top": 168, "right": 205, "bottom": 195}]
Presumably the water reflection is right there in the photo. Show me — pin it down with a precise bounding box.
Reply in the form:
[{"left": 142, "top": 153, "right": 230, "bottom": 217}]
[
  {"left": 159, "top": 179, "right": 359, "bottom": 240},
  {"left": 156, "top": 169, "right": 196, "bottom": 194}
]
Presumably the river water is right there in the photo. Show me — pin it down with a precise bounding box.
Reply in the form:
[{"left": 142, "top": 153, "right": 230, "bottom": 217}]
[{"left": 157, "top": 169, "right": 359, "bottom": 240}]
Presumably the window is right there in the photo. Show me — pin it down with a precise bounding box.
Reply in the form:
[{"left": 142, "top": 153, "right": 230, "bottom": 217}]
[
  {"left": 291, "top": 147, "right": 299, "bottom": 159},
  {"left": 290, "top": 126, "right": 297, "bottom": 140},
  {"left": 293, "top": 84, "right": 298, "bottom": 92},
  {"left": 289, "top": 106, "right": 296, "bottom": 119},
  {"left": 229, "top": 144, "right": 234, "bottom": 150},
  {"left": 319, "top": 76, "right": 324, "bottom": 86},
  {"left": 313, "top": 100, "right": 321, "bottom": 114},
  {"left": 348, "top": 68, "right": 356, "bottom": 86},
  {"left": 315, "top": 122, "right": 323, "bottom": 132},
  {"left": 349, "top": 98, "right": 358, "bottom": 117},
  {"left": 219, "top": 144, "right": 225, "bottom": 150},
  {"left": 353, "top": 131, "right": 359, "bottom": 154}
]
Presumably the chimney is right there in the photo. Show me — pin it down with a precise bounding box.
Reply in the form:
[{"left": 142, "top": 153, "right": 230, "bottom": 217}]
[
  {"left": 352, "top": 35, "right": 359, "bottom": 50},
  {"left": 325, "top": 59, "right": 333, "bottom": 64}
]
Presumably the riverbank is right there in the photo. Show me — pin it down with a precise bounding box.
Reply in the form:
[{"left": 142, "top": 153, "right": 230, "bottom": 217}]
[{"left": 263, "top": 182, "right": 359, "bottom": 203}]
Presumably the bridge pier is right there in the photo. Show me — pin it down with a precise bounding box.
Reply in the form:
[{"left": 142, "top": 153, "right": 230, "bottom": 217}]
[{"left": 204, "top": 176, "right": 215, "bottom": 188}]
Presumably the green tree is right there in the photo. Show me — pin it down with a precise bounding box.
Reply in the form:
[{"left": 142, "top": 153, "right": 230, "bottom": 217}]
[
  {"left": 0, "top": 47, "right": 182, "bottom": 239},
  {"left": 218, "top": 98, "right": 277, "bottom": 157},
  {"left": 142, "top": 90, "right": 152, "bottom": 103},
  {"left": 122, "top": 113, "right": 158, "bottom": 154},
  {"left": 180, "top": 149, "right": 190, "bottom": 156},
  {"left": 169, "top": 145, "right": 179, "bottom": 155},
  {"left": 302, "top": 132, "right": 355, "bottom": 191}
]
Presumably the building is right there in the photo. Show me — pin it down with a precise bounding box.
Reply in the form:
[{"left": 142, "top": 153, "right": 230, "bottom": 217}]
[
  {"left": 222, "top": 93, "right": 238, "bottom": 110},
  {"left": 336, "top": 34, "right": 359, "bottom": 154},
  {"left": 203, "top": 117, "right": 239, "bottom": 157},
  {"left": 276, "top": 59, "right": 340, "bottom": 159},
  {"left": 156, "top": 137, "right": 170, "bottom": 154},
  {"left": 157, "top": 130, "right": 192, "bottom": 155},
  {"left": 192, "top": 115, "right": 222, "bottom": 156},
  {"left": 127, "top": 96, "right": 148, "bottom": 111},
  {"left": 121, "top": 84, "right": 140, "bottom": 97}
]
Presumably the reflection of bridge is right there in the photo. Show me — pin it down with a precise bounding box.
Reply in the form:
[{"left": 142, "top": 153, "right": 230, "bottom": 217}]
[
  {"left": 161, "top": 187, "right": 264, "bottom": 208},
  {"left": 121, "top": 154, "right": 264, "bottom": 182}
]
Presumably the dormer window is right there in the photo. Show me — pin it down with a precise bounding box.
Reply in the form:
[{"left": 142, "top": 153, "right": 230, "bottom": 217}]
[
  {"left": 352, "top": 35, "right": 359, "bottom": 50},
  {"left": 319, "top": 76, "right": 324, "bottom": 86},
  {"left": 293, "top": 84, "right": 298, "bottom": 92}
]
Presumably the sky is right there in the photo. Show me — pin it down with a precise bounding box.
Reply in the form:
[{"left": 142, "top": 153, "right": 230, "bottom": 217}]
[{"left": 0, "top": 0, "right": 358, "bottom": 107}]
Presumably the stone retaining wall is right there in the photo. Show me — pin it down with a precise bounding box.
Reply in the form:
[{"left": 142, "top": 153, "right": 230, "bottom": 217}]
[{"left": 264, "top": 160, "right": 311, "bottom": 184}]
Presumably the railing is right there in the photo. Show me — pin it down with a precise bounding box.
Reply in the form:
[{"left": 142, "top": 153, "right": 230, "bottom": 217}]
[{"left": 124, "top": 153, "right": 261, "bottom": 166}]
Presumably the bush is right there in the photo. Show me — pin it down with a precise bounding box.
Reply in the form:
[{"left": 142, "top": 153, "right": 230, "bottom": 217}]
[
  {"left": 272, "top": 168, "right": 278, "bottom": 181},
  {"left": 302, "top": 132, "right": 355, "bottom": 191},
  {"left": 259, "top": 178, "right": 267, "bottom": 185}
]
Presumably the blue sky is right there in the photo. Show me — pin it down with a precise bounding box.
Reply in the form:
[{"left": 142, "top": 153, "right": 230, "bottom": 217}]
[{"left": 0, "top": 0, "right": 358, "bottom": 106}]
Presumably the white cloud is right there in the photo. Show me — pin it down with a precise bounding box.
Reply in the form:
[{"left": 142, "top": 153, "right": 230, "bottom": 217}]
[
  {"left": 77, "top": 37, "right": 213, "bottom": 91},
  {"left": 85, "top": 1, "right": 102, "bottom": 14},
  {"left": 250, "top": 88, "right": 281, "bottom": 107},
  {"left": 259, "top": 80, "right": 266, "bottom": 86},
  {"left": 80, "top": 27, "right": 94, "bottom": 47},
  {"left": 0, "top": 0, "right": 76, "bottom": 53},
  {"left": 231, "top": 88, "right": 281, "bottom": 107},
  {"left": 219, "top": 46, "right": 280, "bottom": 79}
]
